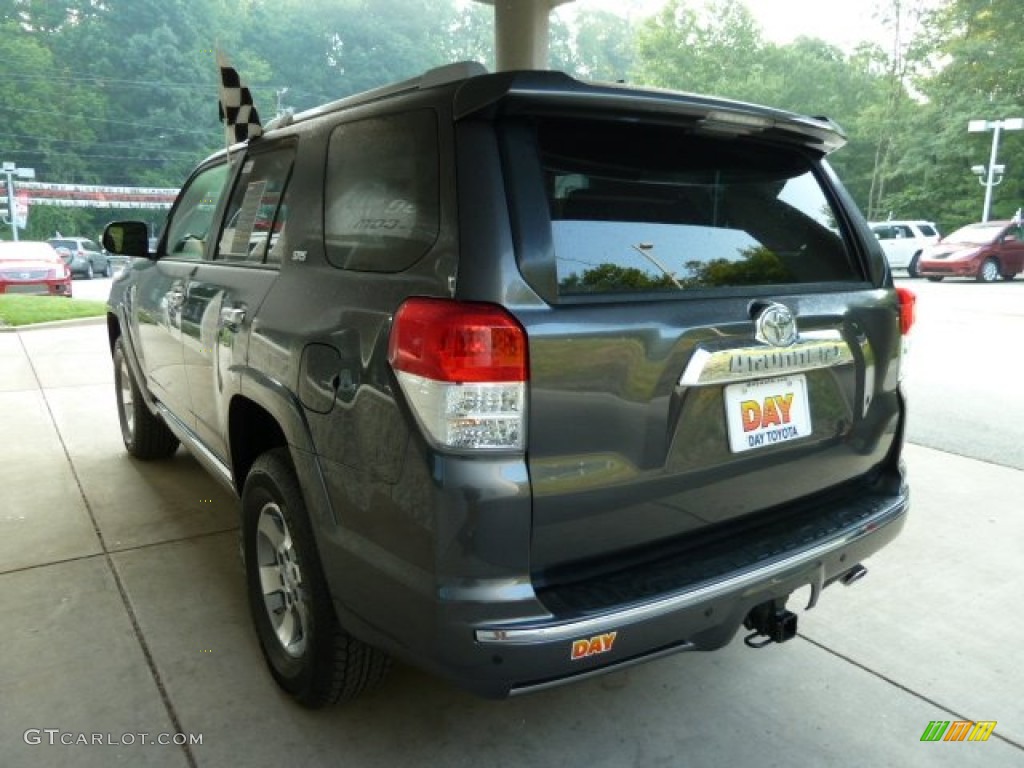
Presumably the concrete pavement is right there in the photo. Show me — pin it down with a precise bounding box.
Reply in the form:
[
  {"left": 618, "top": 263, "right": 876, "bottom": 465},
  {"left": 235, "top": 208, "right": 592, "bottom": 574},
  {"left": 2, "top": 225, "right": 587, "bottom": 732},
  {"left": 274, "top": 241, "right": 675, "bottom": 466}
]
[{"left": 1, "top": 320, "right": 1021, "bottom": 767}]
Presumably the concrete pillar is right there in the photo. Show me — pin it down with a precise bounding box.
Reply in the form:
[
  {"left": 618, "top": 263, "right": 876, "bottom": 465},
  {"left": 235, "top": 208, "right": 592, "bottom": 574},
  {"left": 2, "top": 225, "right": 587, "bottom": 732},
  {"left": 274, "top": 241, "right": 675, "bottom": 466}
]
[{"left": 473, "top": 0, "right": 575, "bottom": 71}]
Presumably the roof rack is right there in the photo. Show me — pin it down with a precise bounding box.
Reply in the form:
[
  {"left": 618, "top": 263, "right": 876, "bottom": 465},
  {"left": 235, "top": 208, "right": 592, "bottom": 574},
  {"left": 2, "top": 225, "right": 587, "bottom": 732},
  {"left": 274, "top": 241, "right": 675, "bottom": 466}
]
[{"left": 278, "top": 61, "right": 487, "bottom": 132}]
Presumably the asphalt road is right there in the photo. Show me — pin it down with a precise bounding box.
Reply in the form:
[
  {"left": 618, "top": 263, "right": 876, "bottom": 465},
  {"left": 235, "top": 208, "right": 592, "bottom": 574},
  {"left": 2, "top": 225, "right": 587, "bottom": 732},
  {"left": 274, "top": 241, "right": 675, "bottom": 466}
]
[
  {"left": 898, "top": 276, "right": 1024, "bottom": 470},
  {"left": 69, "top": 275, "right": 114, "bottom": 302}
]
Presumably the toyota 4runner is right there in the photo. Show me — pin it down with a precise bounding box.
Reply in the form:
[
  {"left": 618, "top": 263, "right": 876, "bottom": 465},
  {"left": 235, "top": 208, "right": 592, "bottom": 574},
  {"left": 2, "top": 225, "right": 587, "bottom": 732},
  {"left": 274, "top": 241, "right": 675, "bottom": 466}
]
[{"left": 103, "top": 62, "right": 913, "bottom": 708}]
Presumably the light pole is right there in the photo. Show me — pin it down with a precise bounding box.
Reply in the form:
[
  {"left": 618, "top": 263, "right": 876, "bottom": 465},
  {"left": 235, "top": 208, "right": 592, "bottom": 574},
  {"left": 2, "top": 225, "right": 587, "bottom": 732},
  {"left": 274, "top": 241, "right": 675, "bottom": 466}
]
[
  {"left": 971, "top": 163, "right": 1005, "bottom": 195},
  {"left": 2, "top": 161, "right": 36, "bottom": 241},
  {"left": 968, "top": 118, "right": 1024, "bottom": 222}
]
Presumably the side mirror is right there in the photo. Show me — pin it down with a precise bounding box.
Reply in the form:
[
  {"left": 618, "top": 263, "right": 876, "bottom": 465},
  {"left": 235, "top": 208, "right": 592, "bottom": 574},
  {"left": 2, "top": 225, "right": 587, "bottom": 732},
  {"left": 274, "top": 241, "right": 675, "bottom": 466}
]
[{"left": 103, "top": 221, "right": 152, "bottom": 258}]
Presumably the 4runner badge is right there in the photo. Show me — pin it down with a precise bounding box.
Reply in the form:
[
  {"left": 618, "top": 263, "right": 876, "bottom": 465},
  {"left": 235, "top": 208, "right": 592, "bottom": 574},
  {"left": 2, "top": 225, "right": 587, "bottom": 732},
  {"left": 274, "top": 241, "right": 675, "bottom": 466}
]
[{"left": 570, "top": 631, "right": 617, "bottom": 661}]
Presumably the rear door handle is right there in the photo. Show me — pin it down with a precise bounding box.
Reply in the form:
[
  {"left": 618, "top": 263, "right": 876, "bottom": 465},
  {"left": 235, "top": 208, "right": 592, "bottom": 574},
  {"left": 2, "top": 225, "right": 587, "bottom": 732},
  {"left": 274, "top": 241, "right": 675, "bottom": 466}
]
[{"left": 220, "top": 307, "right": 246, "bottom": 328}]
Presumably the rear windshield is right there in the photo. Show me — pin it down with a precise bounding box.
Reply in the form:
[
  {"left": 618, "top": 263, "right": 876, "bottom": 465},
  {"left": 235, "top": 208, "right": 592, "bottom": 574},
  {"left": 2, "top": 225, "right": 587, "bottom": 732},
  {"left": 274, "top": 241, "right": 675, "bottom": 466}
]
[{"left": 537, "top": 119, "right": 863, "bottom": 296}]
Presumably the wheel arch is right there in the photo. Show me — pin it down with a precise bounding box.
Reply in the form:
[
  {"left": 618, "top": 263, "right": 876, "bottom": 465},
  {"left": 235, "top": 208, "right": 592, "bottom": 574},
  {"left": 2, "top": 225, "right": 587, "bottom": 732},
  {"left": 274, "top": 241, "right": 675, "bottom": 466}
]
[
  {"left": 106, "top": 311, "right": 121, "bottom": 353},
  {"left": 228, "top": 380, "right": 339, "bottom": 541},
  {"left": 229, "top": 395, "right": 290, "bottom": 496},
  {"left": 227, "top": 375, "right": 326, "bottom": 497},
  {"left": 107, "top": 308, "right": 160, "bottom": 414}
]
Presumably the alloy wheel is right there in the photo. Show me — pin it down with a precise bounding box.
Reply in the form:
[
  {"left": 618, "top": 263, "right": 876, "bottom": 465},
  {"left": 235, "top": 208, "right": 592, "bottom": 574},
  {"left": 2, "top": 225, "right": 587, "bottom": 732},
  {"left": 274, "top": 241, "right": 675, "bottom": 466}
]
[
  {"left": 118, "top": 356, "right": 135, "bottom": 440},
  {"left": 255, "top": 502, "right": 309, "bottom": 658},
  {"left": 980, "top": 259, "right": 1000, "bottom": 282}
]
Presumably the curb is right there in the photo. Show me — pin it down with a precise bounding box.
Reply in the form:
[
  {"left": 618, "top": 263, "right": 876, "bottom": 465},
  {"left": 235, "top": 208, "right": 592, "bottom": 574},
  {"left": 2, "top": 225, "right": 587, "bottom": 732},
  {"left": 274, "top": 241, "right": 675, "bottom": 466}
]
[{"left": 0, "top": 315, "right": 106, "bottom": 333}]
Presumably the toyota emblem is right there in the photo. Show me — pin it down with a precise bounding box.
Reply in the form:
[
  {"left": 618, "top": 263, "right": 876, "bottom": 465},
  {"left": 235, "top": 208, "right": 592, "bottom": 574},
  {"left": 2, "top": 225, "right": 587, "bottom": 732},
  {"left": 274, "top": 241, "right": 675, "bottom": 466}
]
[{"left": 755, "top": 303, "right": 798, "bottom": 347}]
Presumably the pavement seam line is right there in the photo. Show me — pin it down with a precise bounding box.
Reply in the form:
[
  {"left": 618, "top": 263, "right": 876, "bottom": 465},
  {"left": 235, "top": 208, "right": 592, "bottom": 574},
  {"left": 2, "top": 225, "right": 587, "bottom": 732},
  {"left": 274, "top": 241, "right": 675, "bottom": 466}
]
[
  {"left": 18, "top": 331, "right": 200, "bottom": 768},
  {"left": 799, "top": 633, "right": 1024, "bottom": 752},
  {"left": 0, "top": 527, "right": 240, "bottom": 578}
]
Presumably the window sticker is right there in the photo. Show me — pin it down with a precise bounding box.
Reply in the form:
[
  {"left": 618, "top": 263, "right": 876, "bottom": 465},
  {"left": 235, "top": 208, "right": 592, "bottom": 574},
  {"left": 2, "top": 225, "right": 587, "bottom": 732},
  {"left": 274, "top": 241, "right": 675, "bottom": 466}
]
[{"left": 230, "top": 180, "right": 267, "bottom": 255}]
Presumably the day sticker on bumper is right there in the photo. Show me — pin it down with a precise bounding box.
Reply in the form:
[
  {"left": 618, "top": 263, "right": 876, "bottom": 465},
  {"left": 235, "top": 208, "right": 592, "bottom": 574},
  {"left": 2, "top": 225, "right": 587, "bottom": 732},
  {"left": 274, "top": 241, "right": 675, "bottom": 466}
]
[
  {"left": 725, "top": 375, "right": 812, "bottom": 453},
  {"left": 570, "top": 631, "right": 617, "bottom": 661}
]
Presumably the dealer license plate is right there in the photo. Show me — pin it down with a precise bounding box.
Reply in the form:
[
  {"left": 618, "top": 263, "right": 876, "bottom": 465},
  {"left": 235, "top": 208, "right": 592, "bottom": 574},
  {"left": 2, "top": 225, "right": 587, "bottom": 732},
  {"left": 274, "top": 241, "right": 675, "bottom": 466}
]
[{"left": 724, "top": 375, "right": 812, "bottom": 453}]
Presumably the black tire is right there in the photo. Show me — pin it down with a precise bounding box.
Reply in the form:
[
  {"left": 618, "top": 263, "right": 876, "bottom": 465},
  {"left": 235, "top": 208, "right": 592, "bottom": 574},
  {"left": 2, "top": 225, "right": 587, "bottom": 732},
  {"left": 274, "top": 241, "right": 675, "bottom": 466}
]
[
  {"left": 85, "top": 262, "right": 94, "bottom": 280},
  {"left": 103, "top": 261, "right": 112, "bottom": 278},
  {"left": 113, "top": 337, "right": 179, "bottom": 459},
  {"left": 977, "top": 257, "right": 1000, "bottom": 283},
  {"left": 926, "top": 276, "right": 944, "bottom": 282},
  {"left": 907, "top": 253, "right": 921, "bottom": 278},
  {"left": 242, "top": 448, "right": 390, "bottom": 708}
]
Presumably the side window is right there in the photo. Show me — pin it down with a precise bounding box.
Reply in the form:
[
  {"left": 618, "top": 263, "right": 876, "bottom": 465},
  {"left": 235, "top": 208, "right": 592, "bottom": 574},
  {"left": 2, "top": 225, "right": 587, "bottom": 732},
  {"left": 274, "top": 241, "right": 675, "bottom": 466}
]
[
  {"left": 163, "top": 163, "right": 231, "bottom": 260},
  {"left": 873, "top": 226, "right": 894, "bottom": 241},
  {"left": 918, "top": 224, "right": 937, "bottom": 237},
  {"left": 324, "top": 110, "right": 439, "bottom": 272},
  {"left": 895, "top": 225, "right": 913, "bottom": 239},
  {"left": 216, "top": 145, "right": 295, "bottom": 265}
]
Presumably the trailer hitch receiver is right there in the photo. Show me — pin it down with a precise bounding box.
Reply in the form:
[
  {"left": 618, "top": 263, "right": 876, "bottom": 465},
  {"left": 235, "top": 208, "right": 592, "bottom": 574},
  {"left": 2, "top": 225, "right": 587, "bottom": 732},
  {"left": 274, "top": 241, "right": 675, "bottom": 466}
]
[{"left": 743, "top": 598, "right": 798, "bottom": 648}]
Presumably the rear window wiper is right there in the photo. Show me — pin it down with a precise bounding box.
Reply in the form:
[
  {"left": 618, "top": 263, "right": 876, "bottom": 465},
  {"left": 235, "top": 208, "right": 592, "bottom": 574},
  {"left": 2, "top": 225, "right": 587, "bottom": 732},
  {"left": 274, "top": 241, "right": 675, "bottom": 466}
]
[{"left": 632, "top": 242, "right": 683, "bottom": 289}]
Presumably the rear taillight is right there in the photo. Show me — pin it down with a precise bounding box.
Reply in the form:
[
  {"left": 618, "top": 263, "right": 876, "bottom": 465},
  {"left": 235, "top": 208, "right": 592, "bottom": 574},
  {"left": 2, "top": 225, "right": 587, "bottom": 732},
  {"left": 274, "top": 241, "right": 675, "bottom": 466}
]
[
  {"left": 896, "top": 287, "right": 915, "bottom": 380},
  {"left": 388, "top": 298, "right": 527, "bottom": 450},
  {"left": 896, "top": 287, "right": 916, "bottom": 334}
]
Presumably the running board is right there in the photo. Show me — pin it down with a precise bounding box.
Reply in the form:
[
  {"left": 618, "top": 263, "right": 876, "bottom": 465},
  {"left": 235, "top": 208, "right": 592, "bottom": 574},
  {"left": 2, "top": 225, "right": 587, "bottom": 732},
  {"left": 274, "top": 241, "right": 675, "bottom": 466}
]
[{"left": 153, "top": 402, "right": 236, "bottom": 495}]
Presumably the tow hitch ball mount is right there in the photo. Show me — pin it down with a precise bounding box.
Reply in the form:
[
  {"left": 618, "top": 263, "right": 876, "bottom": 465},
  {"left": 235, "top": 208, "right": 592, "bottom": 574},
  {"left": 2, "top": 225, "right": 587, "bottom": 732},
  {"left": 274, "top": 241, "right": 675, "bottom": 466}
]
[{"left": 743, "top": 598, "right": 798, "bottom": 649}]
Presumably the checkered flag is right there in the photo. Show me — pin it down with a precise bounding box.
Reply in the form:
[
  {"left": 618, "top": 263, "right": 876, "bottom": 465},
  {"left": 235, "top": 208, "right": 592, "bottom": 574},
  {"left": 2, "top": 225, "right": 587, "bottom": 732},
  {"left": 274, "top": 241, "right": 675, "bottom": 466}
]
[{"left": 217, "top": 53, "right": 263, "bottom": 145}]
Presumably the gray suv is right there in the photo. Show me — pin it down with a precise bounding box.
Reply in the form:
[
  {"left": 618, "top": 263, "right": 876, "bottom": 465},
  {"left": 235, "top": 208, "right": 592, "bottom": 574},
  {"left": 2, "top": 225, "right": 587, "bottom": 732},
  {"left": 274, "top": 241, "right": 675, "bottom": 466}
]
[
  {"left": 102, "top": 62, "right": 913, "bottom": 708},
  {"left": 49, "top": 236, "right": 113, "bottom": 279}
]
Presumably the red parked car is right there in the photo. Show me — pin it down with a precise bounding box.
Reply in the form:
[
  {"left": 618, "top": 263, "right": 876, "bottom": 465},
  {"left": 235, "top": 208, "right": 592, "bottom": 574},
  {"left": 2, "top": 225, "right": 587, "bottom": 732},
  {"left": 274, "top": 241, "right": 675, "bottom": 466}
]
[
  {"left": 917, "top": 220, "right": 1024, "bottom": 282},
  {"left": 0, "top": 241, "right": 73, "bottom": 296}
]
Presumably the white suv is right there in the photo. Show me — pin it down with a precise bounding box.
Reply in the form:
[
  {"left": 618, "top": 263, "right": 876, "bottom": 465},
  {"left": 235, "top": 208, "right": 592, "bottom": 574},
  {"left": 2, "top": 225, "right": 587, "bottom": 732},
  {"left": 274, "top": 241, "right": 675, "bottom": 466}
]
[{"left": 869, "top": 220, "right": 941, "bottom": 277}]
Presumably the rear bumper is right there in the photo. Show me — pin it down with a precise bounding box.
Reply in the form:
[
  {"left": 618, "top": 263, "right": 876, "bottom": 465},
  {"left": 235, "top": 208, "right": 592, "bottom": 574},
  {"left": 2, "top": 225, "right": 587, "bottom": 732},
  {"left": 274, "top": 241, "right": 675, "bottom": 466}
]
[
  {"left": 918, "top": 261, "right": 978, "bottom": 277},
  {"left": 323, "top": 448, "right": 909, "bottom": 698},
  {"left": 475, "top": 489, "right": 907, "bottom": 695},
  {"left": 67, "top": 258, "right": 91, "bottom": 276}
]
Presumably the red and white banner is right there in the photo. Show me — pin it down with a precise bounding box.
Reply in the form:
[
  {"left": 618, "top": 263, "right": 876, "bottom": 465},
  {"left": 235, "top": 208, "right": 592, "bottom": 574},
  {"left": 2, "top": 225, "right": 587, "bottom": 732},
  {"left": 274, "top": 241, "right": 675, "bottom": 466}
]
[{"left": 0, "top": 181, "right": 178, "bottom": 210}]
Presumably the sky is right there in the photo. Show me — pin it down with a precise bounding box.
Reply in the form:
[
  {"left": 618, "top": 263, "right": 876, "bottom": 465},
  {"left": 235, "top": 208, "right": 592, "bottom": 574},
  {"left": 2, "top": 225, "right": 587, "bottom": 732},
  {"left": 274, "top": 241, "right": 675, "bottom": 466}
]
[{"left": 555, "top": 0, "right": 939, "bottom": 52}]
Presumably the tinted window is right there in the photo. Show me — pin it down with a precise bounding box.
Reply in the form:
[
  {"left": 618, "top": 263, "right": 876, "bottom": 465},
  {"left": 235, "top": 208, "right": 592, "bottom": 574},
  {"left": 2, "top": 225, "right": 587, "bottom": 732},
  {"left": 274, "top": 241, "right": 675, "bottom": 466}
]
[
  {"left": 324, "top": 110, "right": 439, "bottom": 272},
  {"left": 918, "top": 224, "right": 937, "bottom": 237},
  {"left": 164, "top": 163, "right": 231, "bottom": 260},
  {"left": 537, "top": 119, "right": 862, "bottom": 296},
  {"left": 216, "top": 146, "right": 295, "bottom": 265}
]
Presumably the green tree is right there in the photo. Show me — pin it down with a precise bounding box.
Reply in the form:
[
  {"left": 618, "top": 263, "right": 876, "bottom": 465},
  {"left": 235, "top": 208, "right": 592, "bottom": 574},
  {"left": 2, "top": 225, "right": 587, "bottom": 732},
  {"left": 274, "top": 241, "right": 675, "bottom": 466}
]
[
  {"left": 549, "top": 9, "right": 634, "bottom": 81},
  {"left": 560, "top": 263, "right": 677, "bottom": 293},
  {"left": 633, "top": 0, "right": 764, "bottom": 100},
  {"left": 0, "top": 17, "right": 99, "bottom": 238},
  {"left": 903, "top": 0, "right": 1024, "bottom": 228}
]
